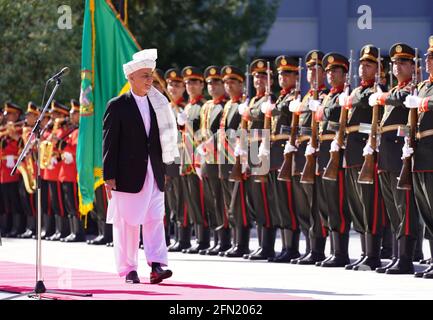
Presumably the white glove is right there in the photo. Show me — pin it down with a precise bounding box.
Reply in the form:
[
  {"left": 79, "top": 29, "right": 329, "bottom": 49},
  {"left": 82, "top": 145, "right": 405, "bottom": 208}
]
[
  {"left": 63, "top": 152, "right": 74, "bottom": 164},
  {"left": 401, "top": 137, "right": 414, "bottom": 159},
  {"left": 404, "top": 95, "right": 422, "bottom": 109},
  {"left": 308, "top": 99, "right": 321, "bottom": 112},
  {"left": 289, "top": 96, "right": 302, "bottom": 113},
  {"left": 258, "top": 143, "right": 270, "bottom": 160},
  {"left": 284, "top": 141, "right": 297, "bottom": 154},
  {"left": 5, "top": 155, "right": 15, "bottom": 168},
  {"left": 368, "top": 92, "right": 382, "bottom": 107},
  {"left": 260, "top": 101, "right": 275, "bottom": 114},
  {"left": 177, "top": 111, "right": 188, "bottom": 126},
  {"left": 305, "top": 144, "right": 318, "bottom": 156},
  {"left": 196, "top": 143, "right": 207, "bottom": 156},
  {"left": 50, "top": 156, "right": 58, "bottom": 167},
  {"left": 362, "top": 143, "right": 375, "bottom": 156},
  {"left": 338, "top": 91, "right": 348, "bottom": 106},
  {"left": 234, "top": 144, "right": 247, "bottom": 157},
  {"left": 238, "top": 102, "right": 248, "bottom": 116},
  {"left": 195, "top": 167, "right": 202, "bottom": 180},
  {"left": 330, "top": 140, "right": 340, "bottom": 152}
]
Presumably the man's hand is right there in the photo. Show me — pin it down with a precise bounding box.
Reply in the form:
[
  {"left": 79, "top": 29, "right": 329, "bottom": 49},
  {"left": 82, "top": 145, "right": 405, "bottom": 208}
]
[
  {"left": 308, "top": 99, "right": 321, "bottom": 112},
  {"left": 105, "top": 179, "right": 116, "bottom": 200},
  {"left": 403, "top": 95, "right": 421, "bottom": 109}
]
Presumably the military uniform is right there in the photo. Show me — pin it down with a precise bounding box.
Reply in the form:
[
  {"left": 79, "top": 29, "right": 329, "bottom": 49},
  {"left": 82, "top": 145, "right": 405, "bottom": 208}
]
[
  {"left": 316, "top": 53, "right": 351, "bottom": 267},
  {"left": 16, "top": 102, "right": 39, "bottom": 239},
  {"left": 342, "top": 45, "right": 386, "bottom": 271},
  {"left": 243, "top": 59, "right": 279, "bottom": 260},
  {"left": 292, "top": 51, "right": 330, "bottom": 265},
  {"left": 42, "top": 101, "right": 70, "bottom": 241},
  {"left": 218, "top": 65, "right": 251, "bottom": 257},
  {"left": 179, "top": 66, "right": 210, "bottom": 254},
  {"left": 405, "top": 36, "right": 433, "bottom": 278},
  {"left": 57, "top": 99, "right": 85, "bottom": 242},
  {"left": 164, "top": 69, "right": 190, "bottom": 252},
  {"left": 0, "top": 102, "right": 25, "bottom": 237},
  {"left": 268, "top": 56, "right": 301, "bottom": 263}
]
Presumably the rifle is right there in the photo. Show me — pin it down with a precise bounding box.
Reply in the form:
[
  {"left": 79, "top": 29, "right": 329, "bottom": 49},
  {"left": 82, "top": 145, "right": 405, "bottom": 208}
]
[
  {"left": 229, "top": 64, "right": 250, "bottom": 182},
  {"left": 300, "top": 60, "right": 319, "bottom": 184},
  {"left": 278, "top": 57, "right": 302, "bottom": 181},
  {"left": 397, "top": 48, "right": 419, "bottom": 190},
  {"left": 358, "top": 48, "right": 381, "bottom": 184},
  {"left": 388, "top": 62, "right": 394, "bottom": 91},
  {"left": 253, "top": 61, "right": 272, "bottom": 183},
  {"left": 323, "top": 50, "right": 353, "bottom": 181}
]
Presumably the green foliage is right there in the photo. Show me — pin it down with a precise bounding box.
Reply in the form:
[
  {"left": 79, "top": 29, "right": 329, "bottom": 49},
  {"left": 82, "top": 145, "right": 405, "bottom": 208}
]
[{"left": 0, "top": 0, "right": 279, "bottom": 107}]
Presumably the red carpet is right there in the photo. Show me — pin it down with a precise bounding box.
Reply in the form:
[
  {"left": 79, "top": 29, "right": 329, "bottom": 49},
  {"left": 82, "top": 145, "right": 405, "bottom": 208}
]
[{"left": 0, "top": 261, "right": 303, "bottom": 300}]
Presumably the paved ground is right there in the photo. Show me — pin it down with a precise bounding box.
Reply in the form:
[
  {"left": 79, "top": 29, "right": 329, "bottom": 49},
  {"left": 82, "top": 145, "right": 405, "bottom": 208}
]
[{"left": 1, "top": 231, "right": 432, "bottom": 300}]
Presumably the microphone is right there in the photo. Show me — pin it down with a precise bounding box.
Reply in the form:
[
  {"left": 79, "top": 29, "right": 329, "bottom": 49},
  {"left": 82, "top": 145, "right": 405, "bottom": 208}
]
[{"left": 48, "top": 67, "right": 70, "bottom": 82}]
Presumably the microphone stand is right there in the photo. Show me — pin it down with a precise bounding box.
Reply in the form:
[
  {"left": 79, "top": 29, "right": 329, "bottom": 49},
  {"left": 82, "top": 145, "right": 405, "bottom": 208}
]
[{"left": 4, "top": 78, "right": 92, "bottom": 299}]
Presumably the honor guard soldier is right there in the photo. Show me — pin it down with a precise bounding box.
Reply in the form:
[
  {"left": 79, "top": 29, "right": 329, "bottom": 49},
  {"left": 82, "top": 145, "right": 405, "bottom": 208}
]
[
  {"left": 164, "top": 68, "right": 190, "bottom": 252},
  {"left": 1, "top": 102, "right": 25, "bottom": 237},
  {"left": 219, "top": 65, "right": 251, "bottom": 257},
  {"left": 315, "top": 53, "right": 351, "bottom": 267},
  {"left": 17, "top": 102, "right": 39, "bottom": 238},
  {"left": 268, "top": 56, "right": 302, "bottom": 263},
  {"left": 338, "top": 45, "right": 386, "bottom": 271},
  {"left": 288, "top": 50, "right": 330, "bottom": 265},
  {"left": 198, "top": 66, "right": 230, "bottom": 255},
  {"left": 402, "top": 36, "right": 433, "bottom": 278},
  {"left": 242, "top": 58, "right": 279, "bottom": 260},
  {"left": 58, "top": 99, "right": 85, "bottom": 242},
  {"left": 177, "top": 66, "right": 210, "bottom": 254},
  {"left": 42, "top": 100, "right": 70, "bottom": 241}
]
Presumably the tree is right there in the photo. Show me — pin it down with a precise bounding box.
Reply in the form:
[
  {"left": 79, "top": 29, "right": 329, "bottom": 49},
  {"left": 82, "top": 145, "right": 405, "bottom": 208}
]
[{"left": 0, "top": 0, "right": 279, "bottom": 107}]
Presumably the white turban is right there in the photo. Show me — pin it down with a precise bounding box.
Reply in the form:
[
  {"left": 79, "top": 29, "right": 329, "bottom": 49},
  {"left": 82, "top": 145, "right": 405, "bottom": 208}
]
[{"left": 123, "top": 48, "right": 158, "bottom": 79}]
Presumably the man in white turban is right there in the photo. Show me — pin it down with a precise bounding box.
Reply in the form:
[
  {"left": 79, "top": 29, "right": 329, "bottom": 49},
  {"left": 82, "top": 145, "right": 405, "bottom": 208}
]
[{"left": 103, "top": 48, "right": 178, "bottom": 284}]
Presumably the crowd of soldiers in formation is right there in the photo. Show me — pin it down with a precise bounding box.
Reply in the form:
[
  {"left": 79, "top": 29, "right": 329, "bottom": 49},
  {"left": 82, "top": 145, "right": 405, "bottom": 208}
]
[{"left": 2, "top": 36, "right": 433, "bottom": 281}]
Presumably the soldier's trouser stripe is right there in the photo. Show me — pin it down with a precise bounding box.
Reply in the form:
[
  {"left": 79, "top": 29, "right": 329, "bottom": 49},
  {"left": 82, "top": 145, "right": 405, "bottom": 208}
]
[
  {"left": 183, "top": 203, "right": 188, "bottom": 227},
  {"left": 199, "top": 180, "right": 208, "bottom": 228},
  {"left": 47, "top": 186, "right": 52, "bottom": 216},
  {"left": 73, "top": 183, "right": 79, "bottom": 218},
  {"left": 338, "top": 170, "right": 346, "bottom": 234},
  {"left": 102, "top": 184, "right": 108, "bottom": 213},
  {"left": 285, "top": 181, "right": 297, "bottom": 231},
  {"left": 223, "top": 206, "right": 229, "bottom": 228},
  {"left": 405, "top": 190, "right": 410, "bottom": 236},
  {"left": 29, "top": 193, "right": 36, "bottom": 217},
  {"left": 56, "top": 181, "right": 65, "bottom": 217},
  {"left": 260, "top": 182, "right": 271, "bottom": 228},
  {"left": 240, "top": 181, "right": 248, "bottom": 227},
  {"left": 372, "top": 165, "right": 379, "bottom": 235}
]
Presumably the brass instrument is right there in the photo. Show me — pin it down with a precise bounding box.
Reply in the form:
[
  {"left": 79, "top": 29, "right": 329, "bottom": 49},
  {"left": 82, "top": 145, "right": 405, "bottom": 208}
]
[
  {"left": 39, "top": 117, "right": 64, "bottom": 169},
  {"left": 0, "top": 120, "right": 25, "bottom": 138},
  {"left": 17, "top": 126, "right": 36, "bottom": 194}
]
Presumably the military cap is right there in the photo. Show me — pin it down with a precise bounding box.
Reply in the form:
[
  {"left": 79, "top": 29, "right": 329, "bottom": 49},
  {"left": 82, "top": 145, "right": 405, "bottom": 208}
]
[
  {"left": 274, "top": 55, "right": 299, "bottom": 72},
  {"left": 181, "top": 66, "right": 204, "bottom": 81},
  {"left": 70, "top": 99, "right": 80, "bottom": 114},
  {"left": 359, "top": 44, "right": 380, "bottom": 63},
  {"left": 425, "top": 36, "right": 433, "bottom": 55},
  {"left": 389, "top": 43, "right": 416, "bottom": 62},
  {"left": 164, "top": 68, "right": 183, "bottom": 82},
  {"left": 50, "top": 100, "right": 70, "bottom": 116},
  {"left": 26, "top": 102, "right": 40, "bottom": 115},
  {"left": 204, "top": 66, "right": 223, "bottom": 82},
  {"left": 305, "top": 50, "right": 324, "bottom": 67},
  {"left": 323, "top": 52, "right": 349, "bottom": 72},
  {"left": 4, "top": 102, "right": 22, "bottom": 115},
  {"left": 250, "top": 59, "right": 272, "bottom": 76},
  {"left": 221, "top": 65, "right": 244, "bottom": 82}
]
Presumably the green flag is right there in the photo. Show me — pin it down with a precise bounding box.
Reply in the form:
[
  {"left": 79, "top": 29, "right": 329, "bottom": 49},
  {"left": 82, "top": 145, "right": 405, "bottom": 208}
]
[{"left": 77, "top": 0, "right": 139, "bottom": 215}]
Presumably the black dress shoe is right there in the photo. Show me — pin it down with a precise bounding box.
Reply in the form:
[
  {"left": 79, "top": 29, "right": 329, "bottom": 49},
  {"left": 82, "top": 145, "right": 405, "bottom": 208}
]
[
  {"left": 90, "top": 235, "right": 108, "bottom": 245},
  {"left": 19, "top": 229, "right": 35, "bottom": 239},
  {"left": 297, "top": 252, "right": 326, "bottom": 265},
  {"left": 321, "top": 255, "right": 350, "bottom": 268},
  {"left": 376, "top": 258, "right": 398, "bottom": 273},
  {"left": 183, "top": 243, "right": 200, "bottom": 254},
  {"left": 290, "top": 252, "right": 308, "bottom": 264},
  {"left": 345, "top": 255, "right": 366, "bottom": 270},
  {"left": 249, "top": 249, "right": 275, "bottom": 260},
  {"left": 46, "top": 232, "right": 61, "bottom": 241},
  {"left": 169, "top": 241, "right": 190, "bottom": 252},
  {"left": 243, "top": 247, "right": 261, "bottom": 259},
  {"left": 150, "top": 265, "right": 172, "bottom": 284},
  {"left": 385, "top": 259, "right": 414, "bottom": 275},
  {"left": 225, "top": 247, "right": 250, "bottom": 258},
  {"left": 125, "top": 271, "right": 140, "bottom": 284},
  {"left": 419, "top": 258, "right": 432, "bottom": 265},
  {"left": 423, "top": 268, "right": 433, "bottom": 279},
  {"left": 271, "top": 250, "right": 301, "bottom": 263},
  {"left": 316, "top": 255, "right": 333, "bottom": 266},
  {"left": 353, "top": 257, "right": 381, "bottom": 271},
  {"left": 415, "top": 265, "right": 433, "bottom": 278}
]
